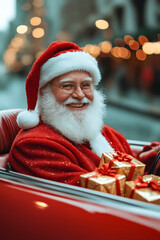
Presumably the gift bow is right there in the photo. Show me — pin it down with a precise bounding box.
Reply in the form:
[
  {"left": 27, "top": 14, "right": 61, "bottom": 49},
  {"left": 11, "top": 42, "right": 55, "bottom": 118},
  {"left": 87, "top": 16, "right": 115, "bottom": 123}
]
[
  {"left": 130, "top": 176, "right": 160, "bottom": 199},
  {"left": 110, "top": 151, "right": 135, "bottom": 180},
  {"left": 85, "top": 163, "right": 121, "bottom": 196},
  {"left": 95, "top": 163, "right": 117, "bottom": 177},
  {"left": 113, "top": 151, "right": 133, "bottom": 162},
  {"left": 134, "top": 176, "right": 160, "bottom": 192}
]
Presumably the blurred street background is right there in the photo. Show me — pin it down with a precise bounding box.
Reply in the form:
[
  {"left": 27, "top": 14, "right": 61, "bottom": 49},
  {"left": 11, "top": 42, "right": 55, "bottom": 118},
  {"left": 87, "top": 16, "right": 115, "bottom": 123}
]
[{"left": 0, "top": 0, "right": 160, "bottom": 142}]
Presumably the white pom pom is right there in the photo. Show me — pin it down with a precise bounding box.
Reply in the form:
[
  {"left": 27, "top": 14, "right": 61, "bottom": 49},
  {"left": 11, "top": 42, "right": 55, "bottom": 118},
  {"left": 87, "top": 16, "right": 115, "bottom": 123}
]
[{"left": 17, "top": 110, "right": 39, "bottom": 130}]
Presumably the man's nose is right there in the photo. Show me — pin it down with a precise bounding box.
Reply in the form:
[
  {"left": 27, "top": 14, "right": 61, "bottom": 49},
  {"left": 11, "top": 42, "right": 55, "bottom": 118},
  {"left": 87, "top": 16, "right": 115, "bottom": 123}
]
[{"left": 72, "top": 86, "right": 85, "bottom": 100}]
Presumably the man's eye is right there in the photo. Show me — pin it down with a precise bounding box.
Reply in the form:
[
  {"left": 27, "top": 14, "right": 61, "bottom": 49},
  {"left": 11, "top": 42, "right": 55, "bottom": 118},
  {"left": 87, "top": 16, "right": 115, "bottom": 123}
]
[
  {"left": 63, "top": 84, "right": 74, "bottom": 90},
  {"left": 82, "top": 82, "right": 91, "bottom": 89}
]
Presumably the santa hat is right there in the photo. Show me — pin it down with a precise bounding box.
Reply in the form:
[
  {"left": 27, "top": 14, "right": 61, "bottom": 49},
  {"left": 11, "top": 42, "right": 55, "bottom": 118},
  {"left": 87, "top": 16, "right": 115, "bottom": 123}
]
[{"left": 17, "top": 41, "right": 101, "bottom": 130}]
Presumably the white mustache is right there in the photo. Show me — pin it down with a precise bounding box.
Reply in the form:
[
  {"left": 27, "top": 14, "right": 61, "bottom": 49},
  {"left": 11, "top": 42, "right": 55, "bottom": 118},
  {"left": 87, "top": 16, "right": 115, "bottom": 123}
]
[{"left": 64, "top": 97, "right": 91, "bottom": 105}]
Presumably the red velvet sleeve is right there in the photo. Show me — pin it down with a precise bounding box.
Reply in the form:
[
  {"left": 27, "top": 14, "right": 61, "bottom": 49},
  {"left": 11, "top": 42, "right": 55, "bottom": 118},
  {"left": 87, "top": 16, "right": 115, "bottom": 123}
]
[
  {"left": 138, "top": 141, "right": 160, "bottom": 173},
  {"left": 9, "top": 137, "right": 88, "bottom": 186}
]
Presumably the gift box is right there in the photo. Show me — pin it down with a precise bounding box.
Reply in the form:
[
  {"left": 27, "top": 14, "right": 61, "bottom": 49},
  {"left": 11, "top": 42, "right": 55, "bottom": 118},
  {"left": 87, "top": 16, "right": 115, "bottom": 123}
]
[
  {"left": 80, "top": 163, "right": 126, "bottom": 196},
  {"left": 100, "top": 151, "right": 146, "bottom": 181},
  {"left": 125, "top": 175, "right": 160, "bottom": 205}
]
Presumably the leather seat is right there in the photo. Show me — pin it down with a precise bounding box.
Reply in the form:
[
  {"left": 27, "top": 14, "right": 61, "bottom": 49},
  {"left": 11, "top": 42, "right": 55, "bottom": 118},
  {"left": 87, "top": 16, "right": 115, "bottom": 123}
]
[{"left": 0, "top": 109, "right": 22, "bottom": 168}]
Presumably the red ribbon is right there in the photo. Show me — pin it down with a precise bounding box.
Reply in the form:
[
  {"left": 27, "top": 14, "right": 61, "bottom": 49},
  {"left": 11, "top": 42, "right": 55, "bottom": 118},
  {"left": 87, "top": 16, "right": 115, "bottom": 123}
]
[
  {"left": 110, "top": 151, "right": 135, "bottom": 180},
  {"left": 130, "top": 176, "right": 160, "bottom": 198},
  {"left": 85, "top": 163, "right": 121, "bottom": 196},
  {"left": 95, "top": 162, "right": 117, "bottom": 176}
]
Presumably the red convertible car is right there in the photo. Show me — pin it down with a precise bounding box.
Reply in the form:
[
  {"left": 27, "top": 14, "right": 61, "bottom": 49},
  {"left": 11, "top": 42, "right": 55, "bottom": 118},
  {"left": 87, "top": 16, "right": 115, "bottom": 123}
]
[{"left": 0, "top": 109, "right": 160, "bottom": 240}]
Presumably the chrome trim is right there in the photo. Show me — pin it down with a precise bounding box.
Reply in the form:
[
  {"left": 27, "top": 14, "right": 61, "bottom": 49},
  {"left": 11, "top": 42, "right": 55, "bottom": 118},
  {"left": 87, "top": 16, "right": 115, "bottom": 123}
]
[{"left": 127, "top": 139, "right": 150, "bottom": 147}]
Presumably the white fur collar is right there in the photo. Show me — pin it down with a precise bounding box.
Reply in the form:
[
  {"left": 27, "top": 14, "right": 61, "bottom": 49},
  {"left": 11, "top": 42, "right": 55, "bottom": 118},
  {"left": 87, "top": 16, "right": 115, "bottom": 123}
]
[{"left": 90, "top": 132, "right": 114, "bottom": 157}]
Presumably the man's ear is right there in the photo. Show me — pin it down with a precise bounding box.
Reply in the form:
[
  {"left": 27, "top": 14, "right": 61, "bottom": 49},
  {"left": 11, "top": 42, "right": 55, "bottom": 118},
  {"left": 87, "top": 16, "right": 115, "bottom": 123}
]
[
  {"left": 39, "top": 84, "right": 48, "bottom": 96},
  {"left": 39, "top": 87, "right": 43, "bottom": 96}
]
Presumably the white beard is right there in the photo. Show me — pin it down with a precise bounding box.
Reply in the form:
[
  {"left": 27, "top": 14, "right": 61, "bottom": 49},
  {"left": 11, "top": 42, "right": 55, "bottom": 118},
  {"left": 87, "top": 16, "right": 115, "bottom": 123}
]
[{"left": 37, "top": 86, "right": 114, "bottom": 156}]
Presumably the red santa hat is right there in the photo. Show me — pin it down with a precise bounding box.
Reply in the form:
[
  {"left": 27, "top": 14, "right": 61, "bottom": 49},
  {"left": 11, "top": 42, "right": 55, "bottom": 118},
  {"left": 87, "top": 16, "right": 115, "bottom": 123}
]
[{"left": 17, "top": 41, "right": 101, "bottom": 130}]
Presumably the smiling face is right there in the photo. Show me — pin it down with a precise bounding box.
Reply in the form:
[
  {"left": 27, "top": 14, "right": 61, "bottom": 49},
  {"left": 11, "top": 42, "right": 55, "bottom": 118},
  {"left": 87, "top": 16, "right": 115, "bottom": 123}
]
[{"left": 50, "top": 71, "right": 94, "bottom": 111}]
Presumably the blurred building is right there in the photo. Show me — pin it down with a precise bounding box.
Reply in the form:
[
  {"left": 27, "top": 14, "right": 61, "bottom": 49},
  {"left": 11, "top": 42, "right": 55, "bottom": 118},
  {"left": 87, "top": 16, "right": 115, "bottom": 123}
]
[
  {"left": 2, "top": 0, "right": 160, "bottom": 74},
  {"left": 0, "top": 0, "right": 160, "bottom": 141},
  {"left": 59, "top": 0, "right": 160, "bottom": 45}
]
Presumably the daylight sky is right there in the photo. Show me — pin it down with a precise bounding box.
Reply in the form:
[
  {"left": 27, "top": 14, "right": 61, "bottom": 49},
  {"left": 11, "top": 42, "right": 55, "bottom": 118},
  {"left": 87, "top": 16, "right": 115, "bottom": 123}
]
[{"left": 0, "top": 0, "right": 16, "bottom": 31}]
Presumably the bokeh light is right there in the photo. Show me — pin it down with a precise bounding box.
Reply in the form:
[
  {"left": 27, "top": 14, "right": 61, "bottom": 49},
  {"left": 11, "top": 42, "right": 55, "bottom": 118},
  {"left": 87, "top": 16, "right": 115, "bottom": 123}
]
[
  {"left": 136, "top": 49, "right": 146, "bottom": 61},
  {"left": 129, "top": 40, "right": 139, "bottom": 50},
  {"left": 153, "top": 42, "right": 160, "bottom": 54},
  {"left": 21, "top": 54, "right": 33, "bottom": 65},
  {"left": 35, "top": 50, "right": 44, "bottom": 59},
  {"left": 32, "top": 0, "right": 44, "bottom": 8},
  {"left": 32, "top": 28, "right": 44, "bottom": 38},
  {"left": 89, "top": 45, "right": 101, "bottom": 57},
  {"left": 111, "top": 47, "right": 120, "bottom": 58},
  {"left": 16, "top": 25, "right": 28, "bottom": 34},
  {"left": 30, "top": 17, "right": 41, "bottom": 26},
  {"left": 124, "top": 35, "right": 134, "bottom": 45},
  {"left": 11, "top": 37, "right": 25, "bottom": 49},
  {"left": 3, "top": 49, "right": 16, "bottom": 65},
  {"left": 138, "top": 35, "right": 148, "bottom": 45},
  {"left": 142, "top": 42, "right": 155, "bottom": 55},
  {"left": 99, "top": 41, "right": 112, "bottom": 53},
  {"left": 21, "top": 3, "right": 32, "bottom": 11},
  {"left": 114, "top": 38, "right": 125, "bottom": 47}
]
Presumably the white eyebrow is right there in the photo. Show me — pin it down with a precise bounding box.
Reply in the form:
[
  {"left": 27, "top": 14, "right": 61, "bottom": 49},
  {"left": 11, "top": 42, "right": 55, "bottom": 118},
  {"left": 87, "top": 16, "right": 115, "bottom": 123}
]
[
  {"left": 83, "top": 77, "right": 92, "bottom": 82},
  {"left": 59, "top": 77, "right": 93, "bottom": 83},
  {"left": 59, "top": 78, "right": 74, "bottom": 83}
]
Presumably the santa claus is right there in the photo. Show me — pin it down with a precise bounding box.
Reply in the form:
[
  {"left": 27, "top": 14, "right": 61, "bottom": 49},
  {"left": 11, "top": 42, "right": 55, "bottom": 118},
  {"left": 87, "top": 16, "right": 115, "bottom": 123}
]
[{"left": 8, "top": 41, "right": 160, "bottom": 185}]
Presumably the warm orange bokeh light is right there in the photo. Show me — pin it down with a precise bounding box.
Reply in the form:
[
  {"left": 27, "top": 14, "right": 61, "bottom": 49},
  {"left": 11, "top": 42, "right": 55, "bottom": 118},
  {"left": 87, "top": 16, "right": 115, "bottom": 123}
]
[
  {"left": 124, "top": 35, "right": 134, "bottom": 45},
  {"left": 33, "top": 0, "right": 44, "bottom": 8},
  {"left": 32, "top": 28, "right": 44, "bottom": 38},
  {"left": 21, "top": 54, "right": 33, "bottom": 65},
  {"left": 111, "top": 47, "right": 120, "bottom": 58},
  {"left": 136, "top": 50, "right": 146, "bottom": 61},
  {"left": 11, "top": 37, "right": 25, "bottom": 49},
  {"left": 99, "top": 41, "right": 112, "bottom": 53},
  {"left": 138, "top": 35, "right": 148, "bottom": 45},
  {"left": 83, "top": 44, "right": 93, "bottom": 53},
  {"left": 89, "top": 45, "right": 101, "bottom": 57},
  {"left": 30, "top": 17, "right": 41, "bottom": 26},
  {"left": 3, "top": 49, "right": 16, "bottom": 65},
  {"left": 118, "top": 47, "right": 131, "bottom": 59},
  {"left": 129, "top": 40, "right": 139, "bottom": 50},
  {"left": 35, "top": 50, "right": 44, "bottom": 59}
]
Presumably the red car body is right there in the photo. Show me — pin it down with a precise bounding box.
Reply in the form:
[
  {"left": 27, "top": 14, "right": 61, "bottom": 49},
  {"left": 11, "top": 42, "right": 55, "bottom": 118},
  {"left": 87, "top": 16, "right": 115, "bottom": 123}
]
[{"left": 0, "top": 110, "right": 160, "bottom": 240}]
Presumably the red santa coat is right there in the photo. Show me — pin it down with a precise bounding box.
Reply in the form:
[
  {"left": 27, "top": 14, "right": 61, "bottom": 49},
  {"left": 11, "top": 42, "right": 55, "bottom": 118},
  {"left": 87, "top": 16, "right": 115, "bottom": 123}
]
[{"left": 9, "top": 121, "right": 133, "bottom": 186}]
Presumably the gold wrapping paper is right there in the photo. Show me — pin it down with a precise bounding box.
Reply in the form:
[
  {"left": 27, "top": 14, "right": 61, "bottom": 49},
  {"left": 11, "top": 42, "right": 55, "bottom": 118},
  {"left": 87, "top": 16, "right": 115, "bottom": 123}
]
[
  {"left": 80, "top": 171, "right": 126, "bottom": 196},
  {"left": 125, "top": 175, "right": 160, "bottom": 205},
  {"left": 100, "top": 152, "right": 146, "bottom": 180}
]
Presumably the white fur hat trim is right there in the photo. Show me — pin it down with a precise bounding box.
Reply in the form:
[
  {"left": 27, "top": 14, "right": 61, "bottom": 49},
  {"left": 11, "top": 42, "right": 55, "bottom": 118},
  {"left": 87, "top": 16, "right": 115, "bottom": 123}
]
[{"left": 40, "top": 51, "right": 101, "bottom": 88}]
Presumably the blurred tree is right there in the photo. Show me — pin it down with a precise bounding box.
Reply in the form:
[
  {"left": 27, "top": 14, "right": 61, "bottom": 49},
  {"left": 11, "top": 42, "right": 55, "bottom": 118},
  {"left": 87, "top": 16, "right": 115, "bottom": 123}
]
[{"left": 3, "top": 0, "right": 47, "bottom": 75}]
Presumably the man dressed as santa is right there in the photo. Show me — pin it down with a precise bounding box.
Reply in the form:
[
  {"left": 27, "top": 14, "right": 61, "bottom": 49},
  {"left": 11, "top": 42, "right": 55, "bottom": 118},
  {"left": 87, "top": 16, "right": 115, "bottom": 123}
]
[{"left": 8, "top": 41, "right": 160, "bottom": 186}]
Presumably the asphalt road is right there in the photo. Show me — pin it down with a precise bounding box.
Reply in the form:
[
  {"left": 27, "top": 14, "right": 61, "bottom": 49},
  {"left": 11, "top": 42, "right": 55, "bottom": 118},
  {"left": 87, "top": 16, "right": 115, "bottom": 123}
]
[{"left": 105, "top": 103, "right": 160, "bottom": 142}]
